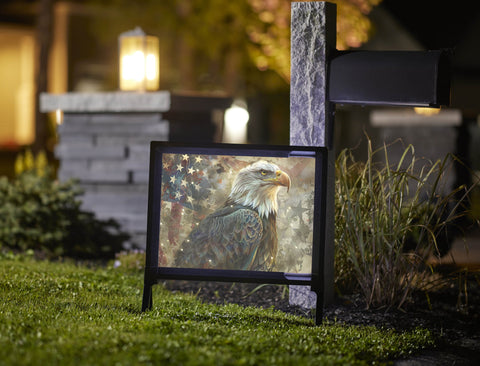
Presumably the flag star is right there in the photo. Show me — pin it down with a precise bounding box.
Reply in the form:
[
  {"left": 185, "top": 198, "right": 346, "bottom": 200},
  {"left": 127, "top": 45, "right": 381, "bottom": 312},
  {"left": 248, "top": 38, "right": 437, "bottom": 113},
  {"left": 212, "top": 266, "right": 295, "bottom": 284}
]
[
  {"left": 195, "top": 156, "right": 202, "bottom": 163},
  {"left": 175, "top": 191, "right": 182, "bottom": 199},
  {"left": 163, "top": 162, "right": 170, "bottom": 169},
  {"left": 186, "top": 195, "right": 194, "bottom": 203},
  {"left": 182, "top": 154, "right": 189, "bottom": 161},
  {"left": 287, "top": 202, "right": 309, "bottom": 221},
  {"left": 188, "top": 167, "right": 195, "bottom": 174},
  {"left": 177, "top": 164, "right": 183, "bottom": 172},
  {"left": 170, "top": 176, "right": 176, "bottom": 184},
  {"left": 181, "top": 179, "right": 187, "bottom": 187}
]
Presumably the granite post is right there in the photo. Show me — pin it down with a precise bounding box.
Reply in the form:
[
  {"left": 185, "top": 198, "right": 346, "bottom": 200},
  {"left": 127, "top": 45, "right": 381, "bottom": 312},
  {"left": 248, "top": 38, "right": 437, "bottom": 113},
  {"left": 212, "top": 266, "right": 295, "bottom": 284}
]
[{"left": 289, "top": 1, "right": 336, "bottom": 309}]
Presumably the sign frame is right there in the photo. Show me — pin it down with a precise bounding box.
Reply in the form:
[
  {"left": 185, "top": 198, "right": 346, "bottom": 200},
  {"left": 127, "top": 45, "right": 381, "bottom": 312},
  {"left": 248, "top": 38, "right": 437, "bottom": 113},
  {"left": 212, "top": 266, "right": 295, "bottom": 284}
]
[{"left": 141, "top": 142, "right": 328, "bottom": 323}]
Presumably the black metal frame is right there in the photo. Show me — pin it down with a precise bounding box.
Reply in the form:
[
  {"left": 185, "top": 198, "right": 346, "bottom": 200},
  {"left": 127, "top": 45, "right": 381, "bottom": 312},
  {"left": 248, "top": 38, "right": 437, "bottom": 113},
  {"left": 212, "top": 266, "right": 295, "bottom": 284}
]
[{"left": 141, "top": 142, "right": 328, "bottom": 324}]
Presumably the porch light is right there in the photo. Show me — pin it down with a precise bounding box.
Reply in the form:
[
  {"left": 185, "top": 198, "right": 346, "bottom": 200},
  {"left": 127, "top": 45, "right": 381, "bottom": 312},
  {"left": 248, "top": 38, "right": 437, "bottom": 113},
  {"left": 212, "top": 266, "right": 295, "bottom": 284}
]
[
  {"left": 223, "top": 100, "right": 250, "bottom": 144},
  {"left": 118, "top": 27, "right": 159, "bottom": 91}
]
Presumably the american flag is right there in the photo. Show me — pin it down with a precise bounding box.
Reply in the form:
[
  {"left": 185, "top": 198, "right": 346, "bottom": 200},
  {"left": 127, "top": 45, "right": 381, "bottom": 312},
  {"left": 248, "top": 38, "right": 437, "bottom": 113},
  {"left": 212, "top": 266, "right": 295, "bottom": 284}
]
[
  {"left": 160, "top": 153, "right": 250, "bottom": 211},
  {"left": 161, "top": 153, "right": 212, "bottom": 212}
]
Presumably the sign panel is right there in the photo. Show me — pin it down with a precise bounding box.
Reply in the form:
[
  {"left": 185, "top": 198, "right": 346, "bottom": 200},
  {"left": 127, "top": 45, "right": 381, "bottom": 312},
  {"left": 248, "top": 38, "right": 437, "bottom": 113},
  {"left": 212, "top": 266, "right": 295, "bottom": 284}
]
[{"left": 142, "top": 142, "right": 328, "bottom": 320}]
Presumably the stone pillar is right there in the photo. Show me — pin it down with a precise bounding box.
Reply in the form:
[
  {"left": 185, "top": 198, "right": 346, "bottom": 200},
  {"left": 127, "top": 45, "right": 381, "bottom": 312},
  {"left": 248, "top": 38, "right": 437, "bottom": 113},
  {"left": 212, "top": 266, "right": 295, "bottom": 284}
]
[
  {"left": 289, "top": 1, "right": 336, "bottom": 309},
  {"left": 40, "top": 91, "right": 231, "bottom": 249}
]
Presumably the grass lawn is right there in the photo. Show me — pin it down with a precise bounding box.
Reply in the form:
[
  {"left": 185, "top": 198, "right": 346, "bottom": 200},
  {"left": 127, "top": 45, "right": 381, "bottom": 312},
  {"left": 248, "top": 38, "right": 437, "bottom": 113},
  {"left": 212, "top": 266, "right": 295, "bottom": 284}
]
[{"left": 0, "top": 255, "right": 435, "bottom": 365}]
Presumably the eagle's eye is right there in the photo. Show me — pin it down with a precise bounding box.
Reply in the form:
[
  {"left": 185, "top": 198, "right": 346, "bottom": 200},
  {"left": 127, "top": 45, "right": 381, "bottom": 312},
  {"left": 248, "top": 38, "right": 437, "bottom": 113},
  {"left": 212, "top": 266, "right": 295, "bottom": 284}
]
[{"left": 260, "top": 170, "right": 267, "bottom": 176}]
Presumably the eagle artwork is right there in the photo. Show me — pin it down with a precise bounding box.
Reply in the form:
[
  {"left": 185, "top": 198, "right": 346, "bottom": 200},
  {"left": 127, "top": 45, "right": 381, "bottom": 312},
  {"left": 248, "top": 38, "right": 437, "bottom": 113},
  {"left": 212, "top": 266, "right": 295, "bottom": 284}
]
[{"left": 174, "top": 161, "right": 291, "bottom": 271}]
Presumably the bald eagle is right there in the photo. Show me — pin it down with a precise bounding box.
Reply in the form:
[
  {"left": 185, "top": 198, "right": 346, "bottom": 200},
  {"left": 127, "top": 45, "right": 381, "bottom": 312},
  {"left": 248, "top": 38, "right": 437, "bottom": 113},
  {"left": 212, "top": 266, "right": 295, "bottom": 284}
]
[{"left": 174, "top": 161, "right": 291, "bottom": 271}]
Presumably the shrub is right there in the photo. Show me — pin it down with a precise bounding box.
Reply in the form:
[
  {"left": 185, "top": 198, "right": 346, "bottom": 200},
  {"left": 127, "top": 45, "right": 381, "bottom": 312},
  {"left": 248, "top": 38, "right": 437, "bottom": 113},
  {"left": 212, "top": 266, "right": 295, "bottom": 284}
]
[
  {"left": 0, "top": 167, "right": 129, "bottom": 260},
  {"left": 334, "top": 138, "right": 468, "bottom": 309},
  {"left": 112, "top": 250, "right": 145, "bottom": 273}
]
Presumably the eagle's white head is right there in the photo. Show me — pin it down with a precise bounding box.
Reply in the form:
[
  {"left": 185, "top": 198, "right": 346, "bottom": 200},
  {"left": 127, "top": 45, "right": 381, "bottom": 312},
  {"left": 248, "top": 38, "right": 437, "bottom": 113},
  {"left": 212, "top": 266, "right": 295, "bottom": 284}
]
[{"left": 228, "top": 161, "right": 291, "bottom": 218}]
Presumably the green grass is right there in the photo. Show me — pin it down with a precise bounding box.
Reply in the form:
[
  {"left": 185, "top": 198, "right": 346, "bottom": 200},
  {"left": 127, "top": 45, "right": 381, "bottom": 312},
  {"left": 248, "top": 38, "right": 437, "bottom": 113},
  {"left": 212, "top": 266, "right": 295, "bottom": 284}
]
[{"left": 0, "top": 256, "right": 435, "bottom": 365}]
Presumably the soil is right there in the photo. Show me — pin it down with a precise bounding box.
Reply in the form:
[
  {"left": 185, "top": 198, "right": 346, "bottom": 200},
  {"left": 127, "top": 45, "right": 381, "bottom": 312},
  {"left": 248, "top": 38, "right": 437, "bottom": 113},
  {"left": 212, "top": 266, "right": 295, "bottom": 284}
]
[{"left": 164, "top": 275, "right": 480, "bottom": 365}]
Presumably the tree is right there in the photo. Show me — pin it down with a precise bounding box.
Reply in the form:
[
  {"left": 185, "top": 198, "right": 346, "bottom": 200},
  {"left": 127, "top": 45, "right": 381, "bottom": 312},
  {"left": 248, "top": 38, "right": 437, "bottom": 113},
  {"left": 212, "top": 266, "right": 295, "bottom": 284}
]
[
  {"left": 247, "top": 0, "right": 383, "bottom": 83},
  {"left": 89, "top": 0, "right": 382, "bottom": 94}
]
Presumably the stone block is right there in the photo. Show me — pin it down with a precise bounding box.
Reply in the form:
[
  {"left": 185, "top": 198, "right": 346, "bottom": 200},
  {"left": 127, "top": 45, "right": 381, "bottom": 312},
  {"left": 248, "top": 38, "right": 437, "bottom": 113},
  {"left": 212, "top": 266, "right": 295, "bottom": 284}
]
[
  {"left": 131, "top": 171, "right": 150, "bottom": 184},
  {"left": 39, "top": 91, "right": 171, "bottom": 113},
  {"left": 55, "top": 141, "right": 95, "bottom": 160},
  {"left": 82, "top": 170, "right": 129, "bottom": 183},
  {"left": 89, "top": 160, "right": 129, "bottom": 172},
  {"left": 58, "top": 169, "right": 90, "bottom": 182},
  {"left": 81, "top": 191, "right": 148, "bottom": 215},
  {"left": 126, "top": 144, "right": 149, "bottom": 163},
  {"left": 91, "top": 213, "right": 147, "bottom": 233},
  {"left": 62, "top": 114, "right": 90, "bottom": 124},
  {"left": 79, "top": 183, "right": 147, "bottom": 194},
  {"left": 55, "top": 145, "right": 126, "bottom": 160},
  {"left": 58, "top": 135, "right": 94, "bottom": 146},
  {"left": 89, "top": 113, "right": 163, "bottom": 124},
  {"left": 88, "top": 160, "right": 149, "bottom": 181},
  {"left": 58, "top": 160, "right": 89, "bottom": 181},
  {"left": 84, "top": 122, "right": 169, "bottom": 136},
  {"left": 96, "top": 136, "right": 153, "bottom": 147},
  {"left": 58, "top": 119, "right": 90, "bottom": 134},
  {"left": 59, "top": 160, "right": 89, "bottom": 172},
  {"left": 128, "top": 144, "right": 150, "bottom": 156}
]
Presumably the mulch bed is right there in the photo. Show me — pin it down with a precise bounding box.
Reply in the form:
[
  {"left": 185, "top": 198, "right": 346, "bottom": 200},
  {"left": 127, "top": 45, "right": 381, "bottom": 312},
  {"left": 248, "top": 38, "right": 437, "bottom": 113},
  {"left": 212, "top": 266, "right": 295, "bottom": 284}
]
[{"left": 164, "top": 273, "right": 480, "bottom": 365}]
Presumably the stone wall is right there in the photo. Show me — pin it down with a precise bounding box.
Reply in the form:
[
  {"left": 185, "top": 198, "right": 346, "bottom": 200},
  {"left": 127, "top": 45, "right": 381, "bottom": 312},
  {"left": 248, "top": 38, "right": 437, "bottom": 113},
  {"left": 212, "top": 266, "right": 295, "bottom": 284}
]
[{"left": 56, "top": 112, "right": 169, "bottom": 248}]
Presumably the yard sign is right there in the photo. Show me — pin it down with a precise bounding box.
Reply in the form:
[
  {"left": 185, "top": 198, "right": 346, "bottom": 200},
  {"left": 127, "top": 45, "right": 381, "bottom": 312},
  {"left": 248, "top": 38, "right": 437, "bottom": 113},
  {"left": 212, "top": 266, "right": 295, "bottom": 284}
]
[{"left": 142, "top": 142, "right": 328, "bottom": 324}]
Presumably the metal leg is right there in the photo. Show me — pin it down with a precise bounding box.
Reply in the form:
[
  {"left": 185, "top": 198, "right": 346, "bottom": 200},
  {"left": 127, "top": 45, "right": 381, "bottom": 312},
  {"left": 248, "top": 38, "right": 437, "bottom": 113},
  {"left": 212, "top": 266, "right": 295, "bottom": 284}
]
[
  {"left": 141, "top": 282, "right": 153, "bottom": 312},
  {"left": 314, "top": 289, "right": 324, "bottom": 326}
]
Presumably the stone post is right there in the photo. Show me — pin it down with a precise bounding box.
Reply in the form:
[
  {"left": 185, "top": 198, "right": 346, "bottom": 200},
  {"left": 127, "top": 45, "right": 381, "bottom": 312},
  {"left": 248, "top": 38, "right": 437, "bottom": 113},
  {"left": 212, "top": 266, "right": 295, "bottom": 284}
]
[{"left": 289, "top": 1, "right": 336, "bottom": 309}]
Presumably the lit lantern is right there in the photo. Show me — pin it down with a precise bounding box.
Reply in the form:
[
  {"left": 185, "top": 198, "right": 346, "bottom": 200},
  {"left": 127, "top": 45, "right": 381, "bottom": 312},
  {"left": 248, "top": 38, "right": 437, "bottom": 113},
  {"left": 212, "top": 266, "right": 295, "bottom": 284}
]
[
  {"left": 223, "top": 101, "right": 250, "bottom": 144},
  {"left": 118, "top": 27, "right": 159, "bottom": 91}
]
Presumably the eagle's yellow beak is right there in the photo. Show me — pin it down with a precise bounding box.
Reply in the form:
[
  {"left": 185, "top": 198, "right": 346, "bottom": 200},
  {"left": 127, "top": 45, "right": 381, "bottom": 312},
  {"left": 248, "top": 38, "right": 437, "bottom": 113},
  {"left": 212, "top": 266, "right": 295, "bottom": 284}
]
[{"left": 265, "top": 170, "right": 291, "bottom": 192}]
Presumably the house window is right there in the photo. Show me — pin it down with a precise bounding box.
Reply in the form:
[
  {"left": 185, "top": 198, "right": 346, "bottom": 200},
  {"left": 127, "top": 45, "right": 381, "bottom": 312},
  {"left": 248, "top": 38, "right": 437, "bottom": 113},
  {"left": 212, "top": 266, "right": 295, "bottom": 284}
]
[{"left": 0, "top": 26, "right": 35, "bottom": 148}]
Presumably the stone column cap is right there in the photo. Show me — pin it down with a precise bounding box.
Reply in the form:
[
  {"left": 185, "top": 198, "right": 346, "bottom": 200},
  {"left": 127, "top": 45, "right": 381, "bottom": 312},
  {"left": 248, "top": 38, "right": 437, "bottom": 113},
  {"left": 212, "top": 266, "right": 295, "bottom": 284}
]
[
  {"left": 40, "top": 91, "right": 171, "bottom": 113},
  {"left": 40, "top": 91, "right": 232, "bottom": 113}
]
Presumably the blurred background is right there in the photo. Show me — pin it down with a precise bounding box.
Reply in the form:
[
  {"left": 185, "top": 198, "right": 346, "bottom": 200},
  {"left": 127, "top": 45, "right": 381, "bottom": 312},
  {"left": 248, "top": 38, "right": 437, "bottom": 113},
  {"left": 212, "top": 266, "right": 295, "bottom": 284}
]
[{"left": 0, "top": 0, "right": 479, "bottom": 218}]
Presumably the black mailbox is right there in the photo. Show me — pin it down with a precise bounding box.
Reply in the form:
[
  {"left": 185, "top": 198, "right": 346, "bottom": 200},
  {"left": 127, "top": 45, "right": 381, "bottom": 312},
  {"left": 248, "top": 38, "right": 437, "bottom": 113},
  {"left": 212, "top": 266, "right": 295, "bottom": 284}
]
[{"left": 328, "top": 50, "right": 451, "bottom": 107}]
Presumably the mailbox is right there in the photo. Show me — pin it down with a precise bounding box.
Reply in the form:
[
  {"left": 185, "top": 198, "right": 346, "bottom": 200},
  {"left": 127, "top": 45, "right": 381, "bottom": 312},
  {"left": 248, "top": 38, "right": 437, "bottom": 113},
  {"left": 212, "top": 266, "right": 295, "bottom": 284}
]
[{"left": 329, "top": 50, "right": 451, "bottom": 108}]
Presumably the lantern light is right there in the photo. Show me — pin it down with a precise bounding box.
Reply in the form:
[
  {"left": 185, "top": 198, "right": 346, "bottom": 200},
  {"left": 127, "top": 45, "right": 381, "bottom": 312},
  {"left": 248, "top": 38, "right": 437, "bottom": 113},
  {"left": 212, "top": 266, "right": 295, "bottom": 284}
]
[
  {"left": 223, "top": 100, "right": 250, "bottom": 144},
  {"left": 118, "top": 27, "right": 159, "bottom": 91}
]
